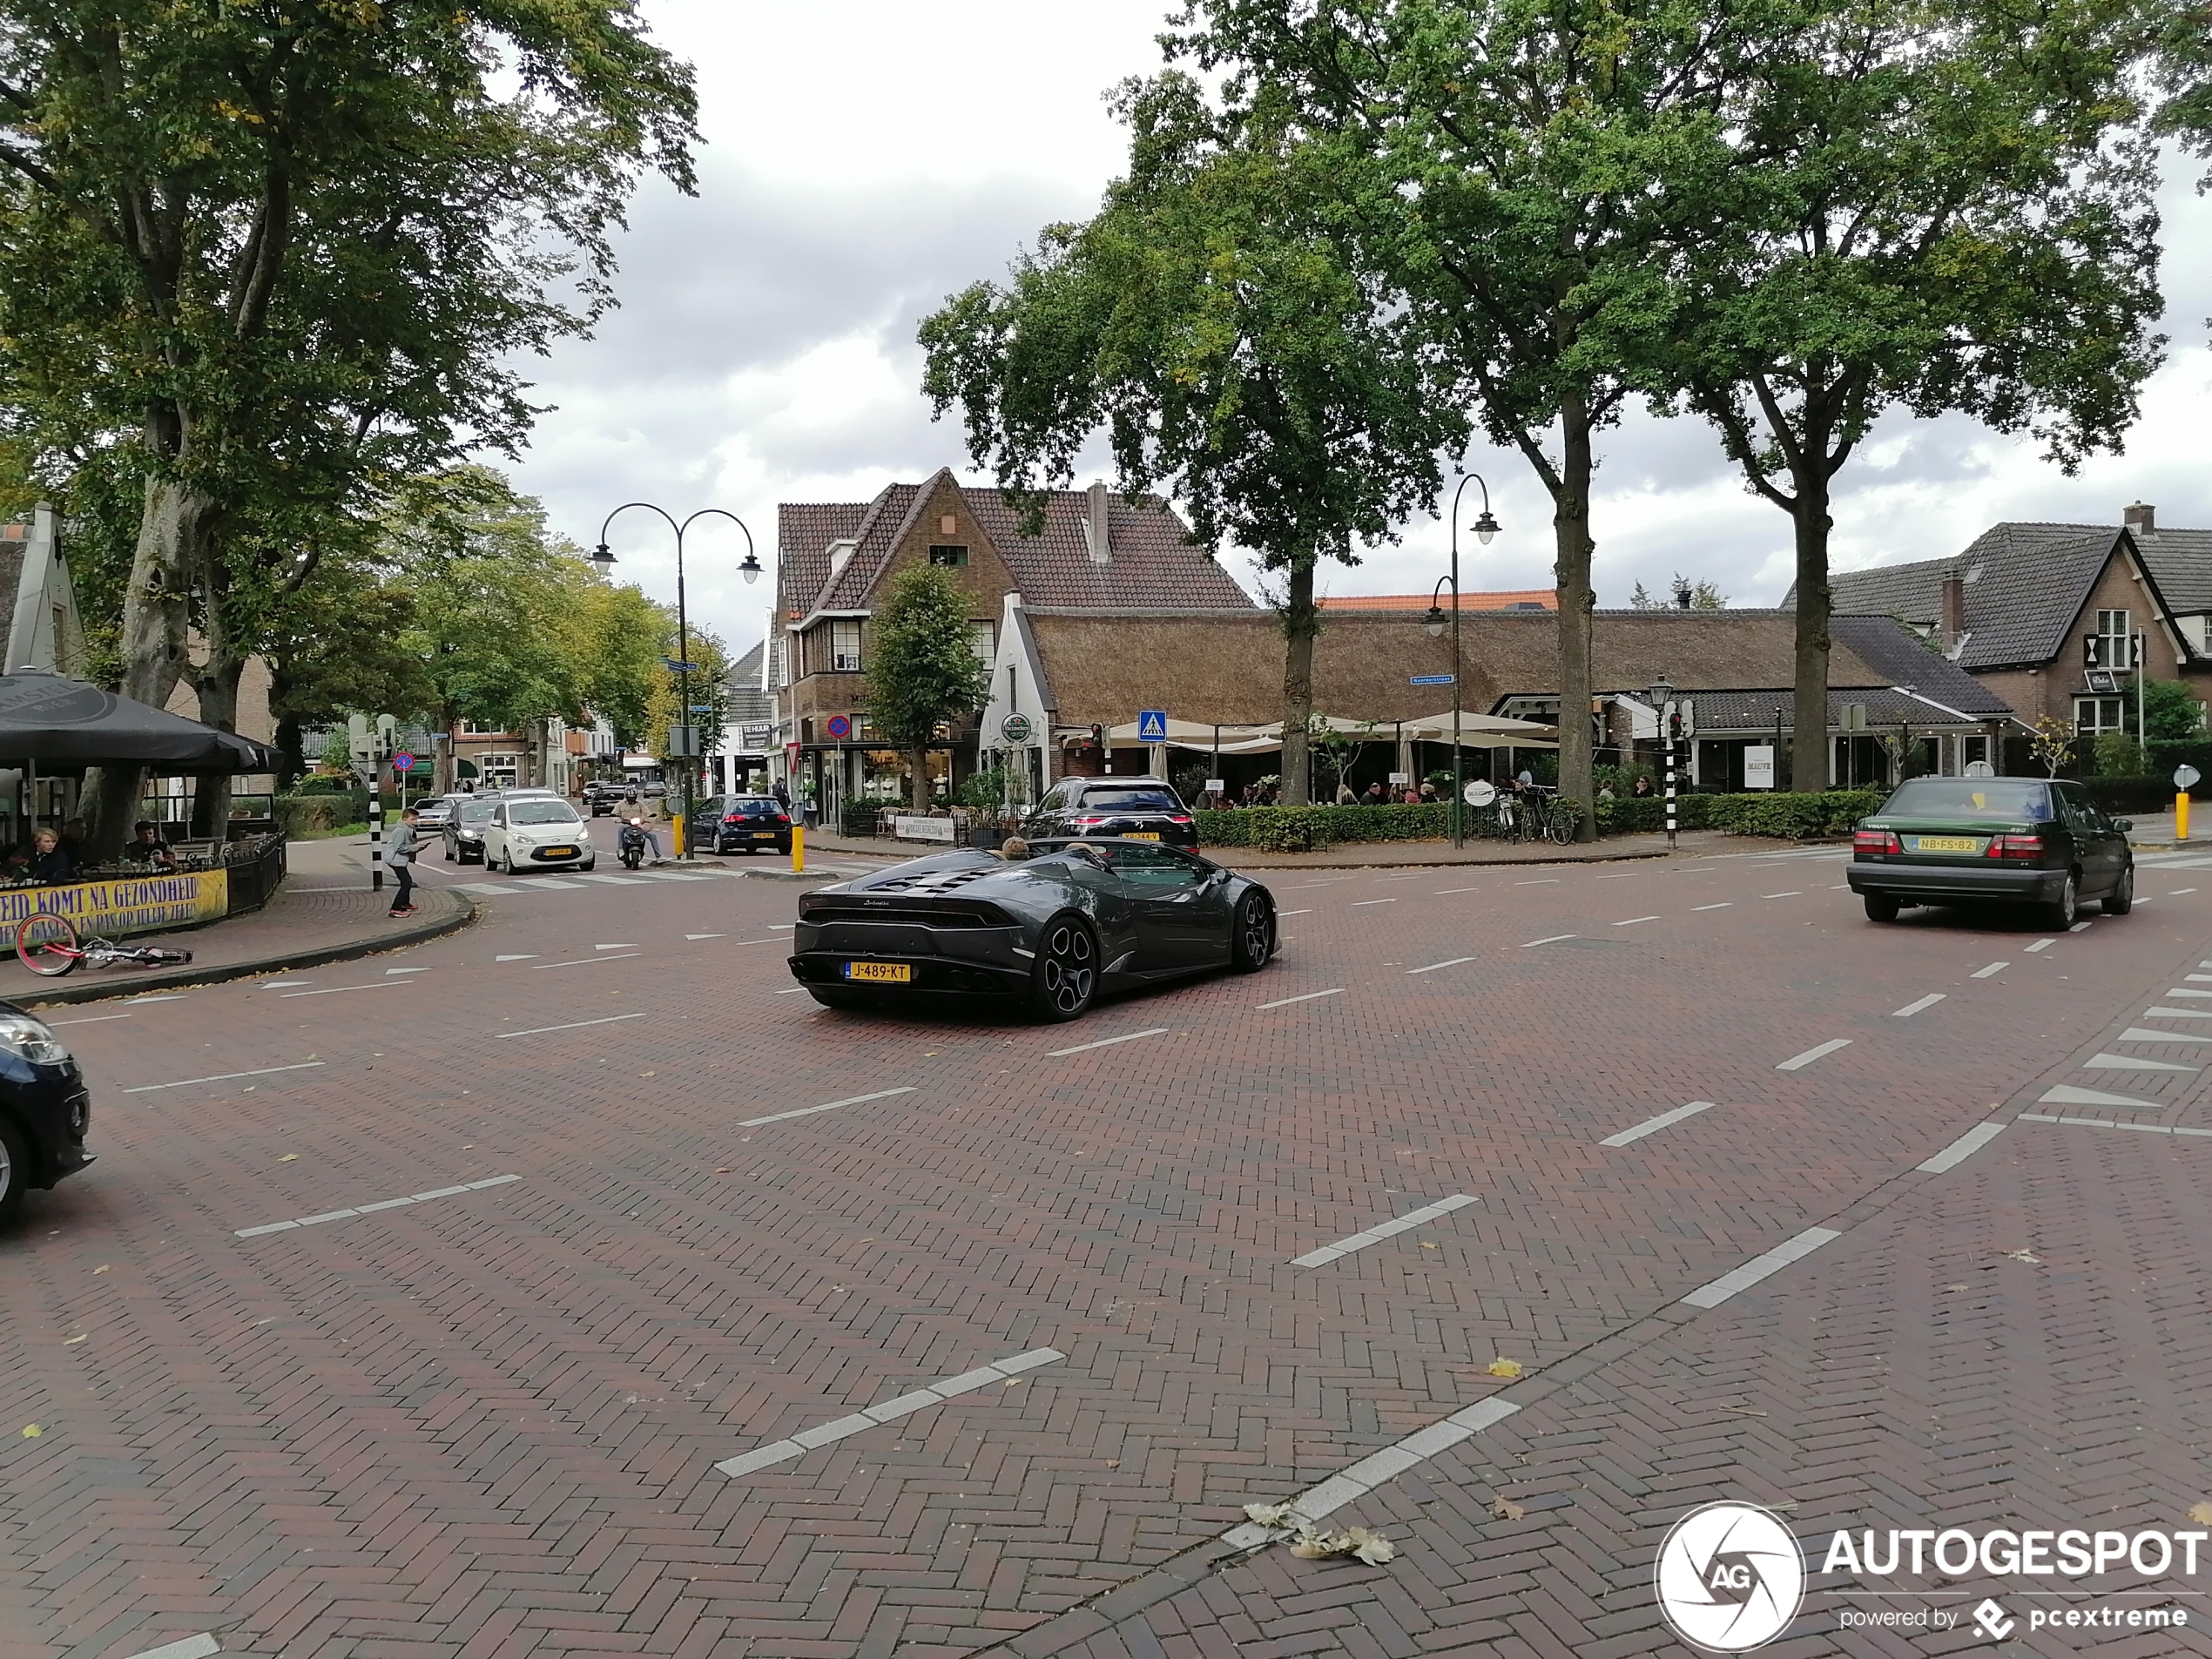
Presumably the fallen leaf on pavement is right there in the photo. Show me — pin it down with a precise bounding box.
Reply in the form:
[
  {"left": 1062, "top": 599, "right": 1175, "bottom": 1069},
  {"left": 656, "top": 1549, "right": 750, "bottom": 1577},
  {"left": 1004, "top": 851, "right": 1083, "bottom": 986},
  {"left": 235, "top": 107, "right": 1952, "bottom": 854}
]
[
  {"left": 1486, "top": 1358, "right": 1523, "bottom": 1379},
  {"left": 1243, "top": 1501, "right": 1298, "bottom": 1528},
  {"left": 1490, "top": 1496, "right": 1526, "bottom": 1521},
  {"left": 2190, "top": 1503, "right": 2212, "bottom": 1526},
  {"left": 2005, "top": 1249, "right": 2040, "bottom": 1264},
  {"left": 278, "top": 1153, "right": 298, "bottom": 1163},
  {"left": 62, "top": 1335, "right": 84, "bottom": 1345},
  {"left": 20, "top": 1425, "right": 41, "bottom": 1437},
  {"left": 91, "top": 1265, "right": 108, "bottom": 1274}
]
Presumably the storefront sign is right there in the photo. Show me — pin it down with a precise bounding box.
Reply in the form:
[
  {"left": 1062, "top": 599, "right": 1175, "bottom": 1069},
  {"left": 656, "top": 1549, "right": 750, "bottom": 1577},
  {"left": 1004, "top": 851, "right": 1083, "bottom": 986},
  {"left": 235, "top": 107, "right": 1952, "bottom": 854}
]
[
  {"left": 889, "top": 815, "right": 956, "bottom": 843},
  {"left": 1745, "top": 745, "right": 1776, "bottom": 790},
  {"left": 1001, "top": 711, "right": 1034, "bottom": 744},
  {"left": 0, "top": 868, "right": 229, "bottom": 939}
]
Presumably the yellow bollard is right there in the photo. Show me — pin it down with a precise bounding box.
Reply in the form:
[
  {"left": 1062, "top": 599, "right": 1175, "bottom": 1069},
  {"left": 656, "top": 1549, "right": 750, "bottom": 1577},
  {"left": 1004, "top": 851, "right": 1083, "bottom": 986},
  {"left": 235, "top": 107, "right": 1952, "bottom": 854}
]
[
  {"left": 792, "top": 823, "right": 805, "bottom": 873},
  {"left": 2181, "top": 792, "right": 2191, "bottom": 843},
  {"left": 671, "top": 813, "right": 685, "bottom": 859}
]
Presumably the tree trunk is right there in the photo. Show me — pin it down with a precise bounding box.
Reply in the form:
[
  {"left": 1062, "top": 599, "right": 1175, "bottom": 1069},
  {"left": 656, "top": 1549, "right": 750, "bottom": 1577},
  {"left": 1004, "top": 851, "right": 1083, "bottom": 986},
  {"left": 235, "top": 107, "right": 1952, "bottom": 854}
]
[
  {"left": 1791, "top": 473, "right": 1833, "bottom": 792},
  {"left": 1554, "top": 395, "right": 1598, "bottom": 840},
  {"left": 1278, "top": 555, "right": 1318, "bottom": 806},
  {"left": 83, "top": 475, "right": 213, "bottom": 859},
  {"left": 190, "top": 654, "right": 246, "bottom": 838},
  {"left": 911, "top": 745, "right": 929, "bottom": 810}
]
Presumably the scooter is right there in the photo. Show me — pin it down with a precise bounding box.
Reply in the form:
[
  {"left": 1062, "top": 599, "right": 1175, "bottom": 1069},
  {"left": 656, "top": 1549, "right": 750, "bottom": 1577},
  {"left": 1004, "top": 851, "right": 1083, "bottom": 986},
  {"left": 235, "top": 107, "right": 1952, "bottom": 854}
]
[{"left": 618, "top": 816, "right": 649, "bottom": 871}]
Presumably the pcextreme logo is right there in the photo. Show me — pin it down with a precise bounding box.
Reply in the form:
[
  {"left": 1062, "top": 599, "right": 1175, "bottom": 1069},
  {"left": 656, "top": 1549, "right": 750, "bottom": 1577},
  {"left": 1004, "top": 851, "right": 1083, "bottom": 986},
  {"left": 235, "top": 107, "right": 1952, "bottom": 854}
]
[{"left": 1654, "top": 1502, "right": 1806, "bottom": 1652}]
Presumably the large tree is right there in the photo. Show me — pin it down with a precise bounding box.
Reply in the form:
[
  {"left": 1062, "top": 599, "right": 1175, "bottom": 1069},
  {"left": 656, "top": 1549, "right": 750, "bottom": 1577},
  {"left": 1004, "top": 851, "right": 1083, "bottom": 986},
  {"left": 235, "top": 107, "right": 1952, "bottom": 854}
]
[
  {"left": 921, "top": 76, "right": 1463, "bottom": 804},
  {"left": 864, "top": 564, "right": 991, "bottom": 811},
  {"left": 0, "top": 1, "right": 695, "bottom": 846},
  {"left": 1649, "top": 0, "right": 2162, "bottom": 788},
  {"left": 1172, "top": 0, "right": 1766, "bottom": 833}
]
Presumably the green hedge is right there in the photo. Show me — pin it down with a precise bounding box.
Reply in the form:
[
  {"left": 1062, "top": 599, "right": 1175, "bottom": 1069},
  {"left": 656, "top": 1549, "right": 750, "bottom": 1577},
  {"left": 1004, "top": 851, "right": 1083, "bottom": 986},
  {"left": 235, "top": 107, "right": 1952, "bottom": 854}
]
[
  {"left": 1197, "top": 790, "right": 1881, "bottom": 849},
  {"left": 275, "top": 791, "right": 368, "bottom": 836}
]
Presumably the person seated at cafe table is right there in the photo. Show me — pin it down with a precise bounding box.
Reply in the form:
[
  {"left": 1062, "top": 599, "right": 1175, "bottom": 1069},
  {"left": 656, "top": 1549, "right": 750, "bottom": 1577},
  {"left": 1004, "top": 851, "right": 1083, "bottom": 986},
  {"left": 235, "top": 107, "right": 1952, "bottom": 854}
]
[
  {"left": 124, "top": 819, "right": 178, "bottom": 871},
  {"left": 29, "top": 826, "right": 75, "bottom": 885}
]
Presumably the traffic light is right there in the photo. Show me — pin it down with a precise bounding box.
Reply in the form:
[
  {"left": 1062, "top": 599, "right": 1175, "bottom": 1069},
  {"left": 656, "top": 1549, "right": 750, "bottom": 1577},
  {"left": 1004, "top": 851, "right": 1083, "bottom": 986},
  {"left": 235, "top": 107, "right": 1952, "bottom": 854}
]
[
  {"left": 1090, "top": 723, "right": 1105, "bottom": 752},
  {"left": 1667, "top": 709, "right": 1684, "bottom": 743}
]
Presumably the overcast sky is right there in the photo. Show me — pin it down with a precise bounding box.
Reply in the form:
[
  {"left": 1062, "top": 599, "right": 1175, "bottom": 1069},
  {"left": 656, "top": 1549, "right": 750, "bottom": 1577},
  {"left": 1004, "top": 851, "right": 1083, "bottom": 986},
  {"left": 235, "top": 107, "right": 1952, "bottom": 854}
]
[{"left": 506, "top": 0, "right": 2212, "bottom": 662}]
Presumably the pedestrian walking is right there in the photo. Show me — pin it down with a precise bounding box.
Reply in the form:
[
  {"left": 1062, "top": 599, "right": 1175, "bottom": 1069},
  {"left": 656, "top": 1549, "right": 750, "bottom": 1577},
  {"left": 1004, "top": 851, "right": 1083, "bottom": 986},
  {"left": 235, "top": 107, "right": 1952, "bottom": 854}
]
[{"left": 387, "top": 806, "right": 421, "bottom": 918}]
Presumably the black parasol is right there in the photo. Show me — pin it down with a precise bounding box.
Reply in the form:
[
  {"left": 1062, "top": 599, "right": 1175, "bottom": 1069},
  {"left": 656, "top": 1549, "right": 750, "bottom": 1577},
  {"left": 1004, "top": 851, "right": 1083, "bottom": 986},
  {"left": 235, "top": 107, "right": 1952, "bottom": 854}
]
[{"left": 0, "top": 671, "right": 281, "bottom": 772}]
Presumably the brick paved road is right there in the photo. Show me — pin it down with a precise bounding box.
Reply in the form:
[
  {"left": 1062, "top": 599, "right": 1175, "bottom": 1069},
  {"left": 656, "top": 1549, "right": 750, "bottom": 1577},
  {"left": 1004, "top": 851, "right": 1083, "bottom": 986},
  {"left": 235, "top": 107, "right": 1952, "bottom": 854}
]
[{"left": 6, "top": 836, "right": 2212, "bottom": 1657}]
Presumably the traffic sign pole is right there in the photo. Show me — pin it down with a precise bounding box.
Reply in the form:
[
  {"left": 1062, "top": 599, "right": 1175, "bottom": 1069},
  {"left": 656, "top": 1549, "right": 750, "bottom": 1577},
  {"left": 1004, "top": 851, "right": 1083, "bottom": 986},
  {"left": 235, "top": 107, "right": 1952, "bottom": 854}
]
[{"left": 2178, "top": 764, "right": 2201, "bottom": 842}]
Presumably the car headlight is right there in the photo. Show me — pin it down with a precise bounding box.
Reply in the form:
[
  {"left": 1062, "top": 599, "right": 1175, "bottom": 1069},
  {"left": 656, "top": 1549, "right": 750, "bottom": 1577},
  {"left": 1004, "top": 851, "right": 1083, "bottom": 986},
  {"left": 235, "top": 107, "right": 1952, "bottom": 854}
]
[{"left": 0, "top": 1013, "right": 70, "bottom": 1065}]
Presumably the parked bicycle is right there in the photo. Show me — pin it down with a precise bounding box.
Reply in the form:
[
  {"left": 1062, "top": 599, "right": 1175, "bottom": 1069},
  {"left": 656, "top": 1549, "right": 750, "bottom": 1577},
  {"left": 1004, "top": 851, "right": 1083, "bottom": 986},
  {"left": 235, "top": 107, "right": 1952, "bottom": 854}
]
[{"left": 15, "top": 914, "right": 193, "bottom": 977}]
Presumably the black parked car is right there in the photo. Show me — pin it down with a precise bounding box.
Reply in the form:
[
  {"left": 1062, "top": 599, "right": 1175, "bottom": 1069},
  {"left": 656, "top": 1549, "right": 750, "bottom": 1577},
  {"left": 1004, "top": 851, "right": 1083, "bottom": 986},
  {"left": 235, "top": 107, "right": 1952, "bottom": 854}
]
[
  {"left": 1021, "top": 777, "right": 1198, "bottom": 850},
  {"left": 790, "top": 836, "right": 1276, "bottom": 1020},
  {"left": 0, "top": 1002, "right": 92, "bottom": 1221},
  {"left": 692, "top": 794, "right": 793, "bottom": 854},
  {"left": 1846, "top": 776, "right": 2134, "bottom": 927}
]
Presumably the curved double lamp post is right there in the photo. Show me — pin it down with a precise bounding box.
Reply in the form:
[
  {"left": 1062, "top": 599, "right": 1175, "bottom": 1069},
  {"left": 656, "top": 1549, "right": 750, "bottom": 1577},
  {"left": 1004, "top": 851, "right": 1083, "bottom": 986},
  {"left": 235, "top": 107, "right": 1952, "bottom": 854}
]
[
  {"left": 594, "top": 503, "right": 762, "bottom": 860},
  {"left": 1423, "top": 474, "right": 1501, "bottom": 847}
]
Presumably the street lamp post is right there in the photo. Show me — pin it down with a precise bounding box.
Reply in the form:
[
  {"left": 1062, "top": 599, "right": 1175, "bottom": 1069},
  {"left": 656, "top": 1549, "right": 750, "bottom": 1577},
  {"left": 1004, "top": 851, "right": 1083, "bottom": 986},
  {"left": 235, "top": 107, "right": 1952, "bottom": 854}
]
[
  {"left": 595, "top": 503, "right": 762, "bottom": 860},
  {"left": 1424, "top": 473, "right": 1500, "bottom": 847}
]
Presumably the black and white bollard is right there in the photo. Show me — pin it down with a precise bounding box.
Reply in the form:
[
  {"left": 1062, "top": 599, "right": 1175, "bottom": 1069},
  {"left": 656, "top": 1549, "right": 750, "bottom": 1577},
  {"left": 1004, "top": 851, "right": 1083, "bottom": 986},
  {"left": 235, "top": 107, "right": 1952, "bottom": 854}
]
[
  {"left": 1664, "top": 722, "right": 1677, "bottom": 852},
  {"left": 368, "top": 763, "right": 385, "bottom": 893}
]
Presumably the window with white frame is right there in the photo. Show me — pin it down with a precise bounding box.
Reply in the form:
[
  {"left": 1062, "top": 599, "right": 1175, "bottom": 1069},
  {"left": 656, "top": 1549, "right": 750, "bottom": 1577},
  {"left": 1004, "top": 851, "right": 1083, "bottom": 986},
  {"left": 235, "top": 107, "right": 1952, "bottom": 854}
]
[
  {"left": 2093, "top": 608, "right": 2132, "bottom": 668},
  {"left": 970, "top": 620, "right": 995, "bottom": 666},
  {"left": 1959, "top": 734, "right": 1990, "bottom": 771},
  {"left": 831, "top": 619, "right": 862, "bottom": 672},
  {"left": 2074, "top": 696, "right": 2128, "bottom": 733}
]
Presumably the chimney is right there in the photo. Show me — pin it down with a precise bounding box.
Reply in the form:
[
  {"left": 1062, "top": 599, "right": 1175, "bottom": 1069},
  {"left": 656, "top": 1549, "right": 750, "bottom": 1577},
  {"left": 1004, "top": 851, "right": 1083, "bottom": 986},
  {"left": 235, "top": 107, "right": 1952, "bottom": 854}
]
[
  {"left": 2125, "top": 501, "right": 2156, "bottom": 539},
  {"left": 1939, "top": 574, "right": 1966, "bottom": 649},
  {"left": 1085, "top": 481, "right": 1110, "bottom": 564}
]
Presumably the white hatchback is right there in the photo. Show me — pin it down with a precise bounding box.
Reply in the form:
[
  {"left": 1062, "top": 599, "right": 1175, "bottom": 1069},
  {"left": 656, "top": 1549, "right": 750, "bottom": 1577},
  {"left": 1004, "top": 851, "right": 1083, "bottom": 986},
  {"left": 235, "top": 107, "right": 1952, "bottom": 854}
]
[{"left": 482, "top": 797, "right": 595, "bottom": 874}]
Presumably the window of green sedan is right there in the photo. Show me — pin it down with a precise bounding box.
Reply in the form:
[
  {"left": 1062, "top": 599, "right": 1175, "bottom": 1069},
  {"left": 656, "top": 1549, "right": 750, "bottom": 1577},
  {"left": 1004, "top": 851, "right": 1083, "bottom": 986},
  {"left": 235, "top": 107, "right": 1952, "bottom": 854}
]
[{"left": 1883, "top": 779, "right": 2052, "bottom": 818}]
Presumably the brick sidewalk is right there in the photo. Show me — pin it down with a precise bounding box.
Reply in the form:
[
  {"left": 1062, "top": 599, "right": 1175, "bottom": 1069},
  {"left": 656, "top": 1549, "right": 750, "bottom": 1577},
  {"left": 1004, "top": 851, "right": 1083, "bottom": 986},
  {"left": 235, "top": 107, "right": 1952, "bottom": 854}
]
[{"left": 0, "top": 880, "right": 471, "bottom": 1007}]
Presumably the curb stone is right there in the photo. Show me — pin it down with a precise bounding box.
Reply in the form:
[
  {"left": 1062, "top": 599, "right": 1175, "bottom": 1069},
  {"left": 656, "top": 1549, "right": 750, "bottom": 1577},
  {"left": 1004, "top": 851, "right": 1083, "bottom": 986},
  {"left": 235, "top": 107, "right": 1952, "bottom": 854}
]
[{"left": 17, "top": 891, "right": 477, "bottom": 1008}]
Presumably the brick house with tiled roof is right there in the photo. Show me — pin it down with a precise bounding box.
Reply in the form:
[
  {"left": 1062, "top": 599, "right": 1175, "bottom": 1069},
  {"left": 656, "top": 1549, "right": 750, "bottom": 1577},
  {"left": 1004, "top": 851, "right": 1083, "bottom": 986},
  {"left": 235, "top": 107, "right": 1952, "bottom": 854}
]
[
  {"left": 774, "top": 469, "right": 1258, "bottom": 813},
  {"left": 1792, "top": 505, "right": 2209, "bottom": 746}
]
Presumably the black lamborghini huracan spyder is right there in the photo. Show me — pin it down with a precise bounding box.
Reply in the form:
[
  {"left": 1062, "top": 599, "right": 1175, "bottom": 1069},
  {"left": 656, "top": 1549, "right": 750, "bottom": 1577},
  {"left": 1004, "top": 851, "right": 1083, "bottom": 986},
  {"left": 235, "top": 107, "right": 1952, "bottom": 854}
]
[{"left": 788, "top": 837, "right": 1278, "bottom": 1020}]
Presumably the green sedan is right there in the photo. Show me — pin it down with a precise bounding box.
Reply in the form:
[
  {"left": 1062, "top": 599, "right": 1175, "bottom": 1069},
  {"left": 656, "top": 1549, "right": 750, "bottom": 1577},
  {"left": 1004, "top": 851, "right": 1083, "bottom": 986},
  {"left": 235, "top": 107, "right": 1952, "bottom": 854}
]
[{"left": 1845, "top": 776, "right": 2134, "bottom": 928}]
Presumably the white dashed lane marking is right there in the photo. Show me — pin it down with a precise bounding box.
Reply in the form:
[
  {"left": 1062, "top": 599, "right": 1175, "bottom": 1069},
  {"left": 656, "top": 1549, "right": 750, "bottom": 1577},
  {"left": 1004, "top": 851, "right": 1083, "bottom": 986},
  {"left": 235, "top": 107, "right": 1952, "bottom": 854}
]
[
  {"left": 738, "top": 1086, "right": 918, "bottom": 1128},
  {"left": 498, "top": 1013, "right": 650, "bottom": 1040},
  {"left": 1691, "top": 903, "right": 1733, "bottom": 912},
  {"left": 1916, "top": 1121, "right": 2006, "bottom": 1173},
  {"left": 1971, "top": 961, "right": 2009, "bottom": 979},
  {"left": 1350, "top": 899, "right": 1397, "bottom": 907},
  {"left": 1612, "top": 915, "right": 1661, "bottom": 927},
  {"left": 532, "top": 952, "right": 642, "bottom": 969},
  {"left": 2042, "top": 1084, "right": 2161, "bottom": 1110},
  {"left": 121, "top": 1637, "right": 220, "bottom": 1659},
  {"left": 1258, "top": 988, "right": 1345, "bottom": 1009},
  {"left": 1892, "top": 994, "right": 1946, "bottom": 1017},
  {"left": 126, "top": 1062, "right": 327, "bottom": 1096},
  {"left": 1600, "top": 1101, "right": 1716, "bottom": 1147},
  {"left": 1680, "top": 1227, "right": 1843, "bottom": 1308},
  {"left": 716, "top": 1348, "right": 1066, "bottom": 1479},
  {"left": 1407, "top": 956, "right": 1478, "bottom": 975},
  {"left": 235, "top": 1174, "right": 520, "bottom": 1238},
  {"left": 1522, "top": 934, "right": 1576, "bottom": 948},
  {"left": 2026, "top": 939, "right": 2054, "bottom": 952},
  {"left": 1218, "top": 1398, "right": 1523, "bottom": 1548},
  {"left": 1290, "top": 1194, "right": 1480, "bottom": 1266},
  {"left": 1046, "top": 1028, "right": 1169, "bottom": 1057},
  {"left": 1777, "top": 1039, "right": 1851, "bottom": 1072}
]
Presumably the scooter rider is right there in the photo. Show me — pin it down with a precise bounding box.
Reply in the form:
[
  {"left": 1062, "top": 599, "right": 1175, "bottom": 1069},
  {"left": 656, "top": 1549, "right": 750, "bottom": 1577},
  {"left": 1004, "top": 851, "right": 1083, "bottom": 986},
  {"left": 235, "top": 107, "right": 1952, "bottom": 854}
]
[{"left": 623, "top": 790, "right": 663, "bottom": 860}]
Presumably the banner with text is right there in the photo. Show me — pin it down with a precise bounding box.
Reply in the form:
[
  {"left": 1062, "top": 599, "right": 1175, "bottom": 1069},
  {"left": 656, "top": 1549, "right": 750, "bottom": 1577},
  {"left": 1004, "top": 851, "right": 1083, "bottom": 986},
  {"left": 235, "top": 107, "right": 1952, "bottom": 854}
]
[{"left": 0, "top": 869, "right": 228, "bottom": 938}]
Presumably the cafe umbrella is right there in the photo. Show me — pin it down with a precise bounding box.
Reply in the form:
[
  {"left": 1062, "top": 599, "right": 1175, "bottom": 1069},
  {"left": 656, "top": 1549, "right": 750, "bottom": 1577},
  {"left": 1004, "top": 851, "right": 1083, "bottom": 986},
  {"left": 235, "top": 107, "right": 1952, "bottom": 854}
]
[{"left": 0, "top": 671, "right": 280, "bottom": 771}]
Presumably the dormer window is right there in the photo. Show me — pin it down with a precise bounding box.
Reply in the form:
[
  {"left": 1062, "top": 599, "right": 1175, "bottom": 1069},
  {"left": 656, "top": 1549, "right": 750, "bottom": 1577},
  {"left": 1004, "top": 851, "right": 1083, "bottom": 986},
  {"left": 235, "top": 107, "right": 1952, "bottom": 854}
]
[
  {"left": 929, "top": 545, "right": 969, "bottom": 568},
  {"left": 831, "top": 619, "right": 862, "bottom": 672}
]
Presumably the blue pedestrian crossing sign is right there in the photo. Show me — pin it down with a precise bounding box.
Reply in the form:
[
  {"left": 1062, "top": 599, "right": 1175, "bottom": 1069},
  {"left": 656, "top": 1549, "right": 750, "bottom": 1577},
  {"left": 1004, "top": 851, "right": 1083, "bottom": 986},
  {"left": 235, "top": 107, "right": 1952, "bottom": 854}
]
[{"left": 1136, "top": 710, "right": 1169, "bottom": 743}]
